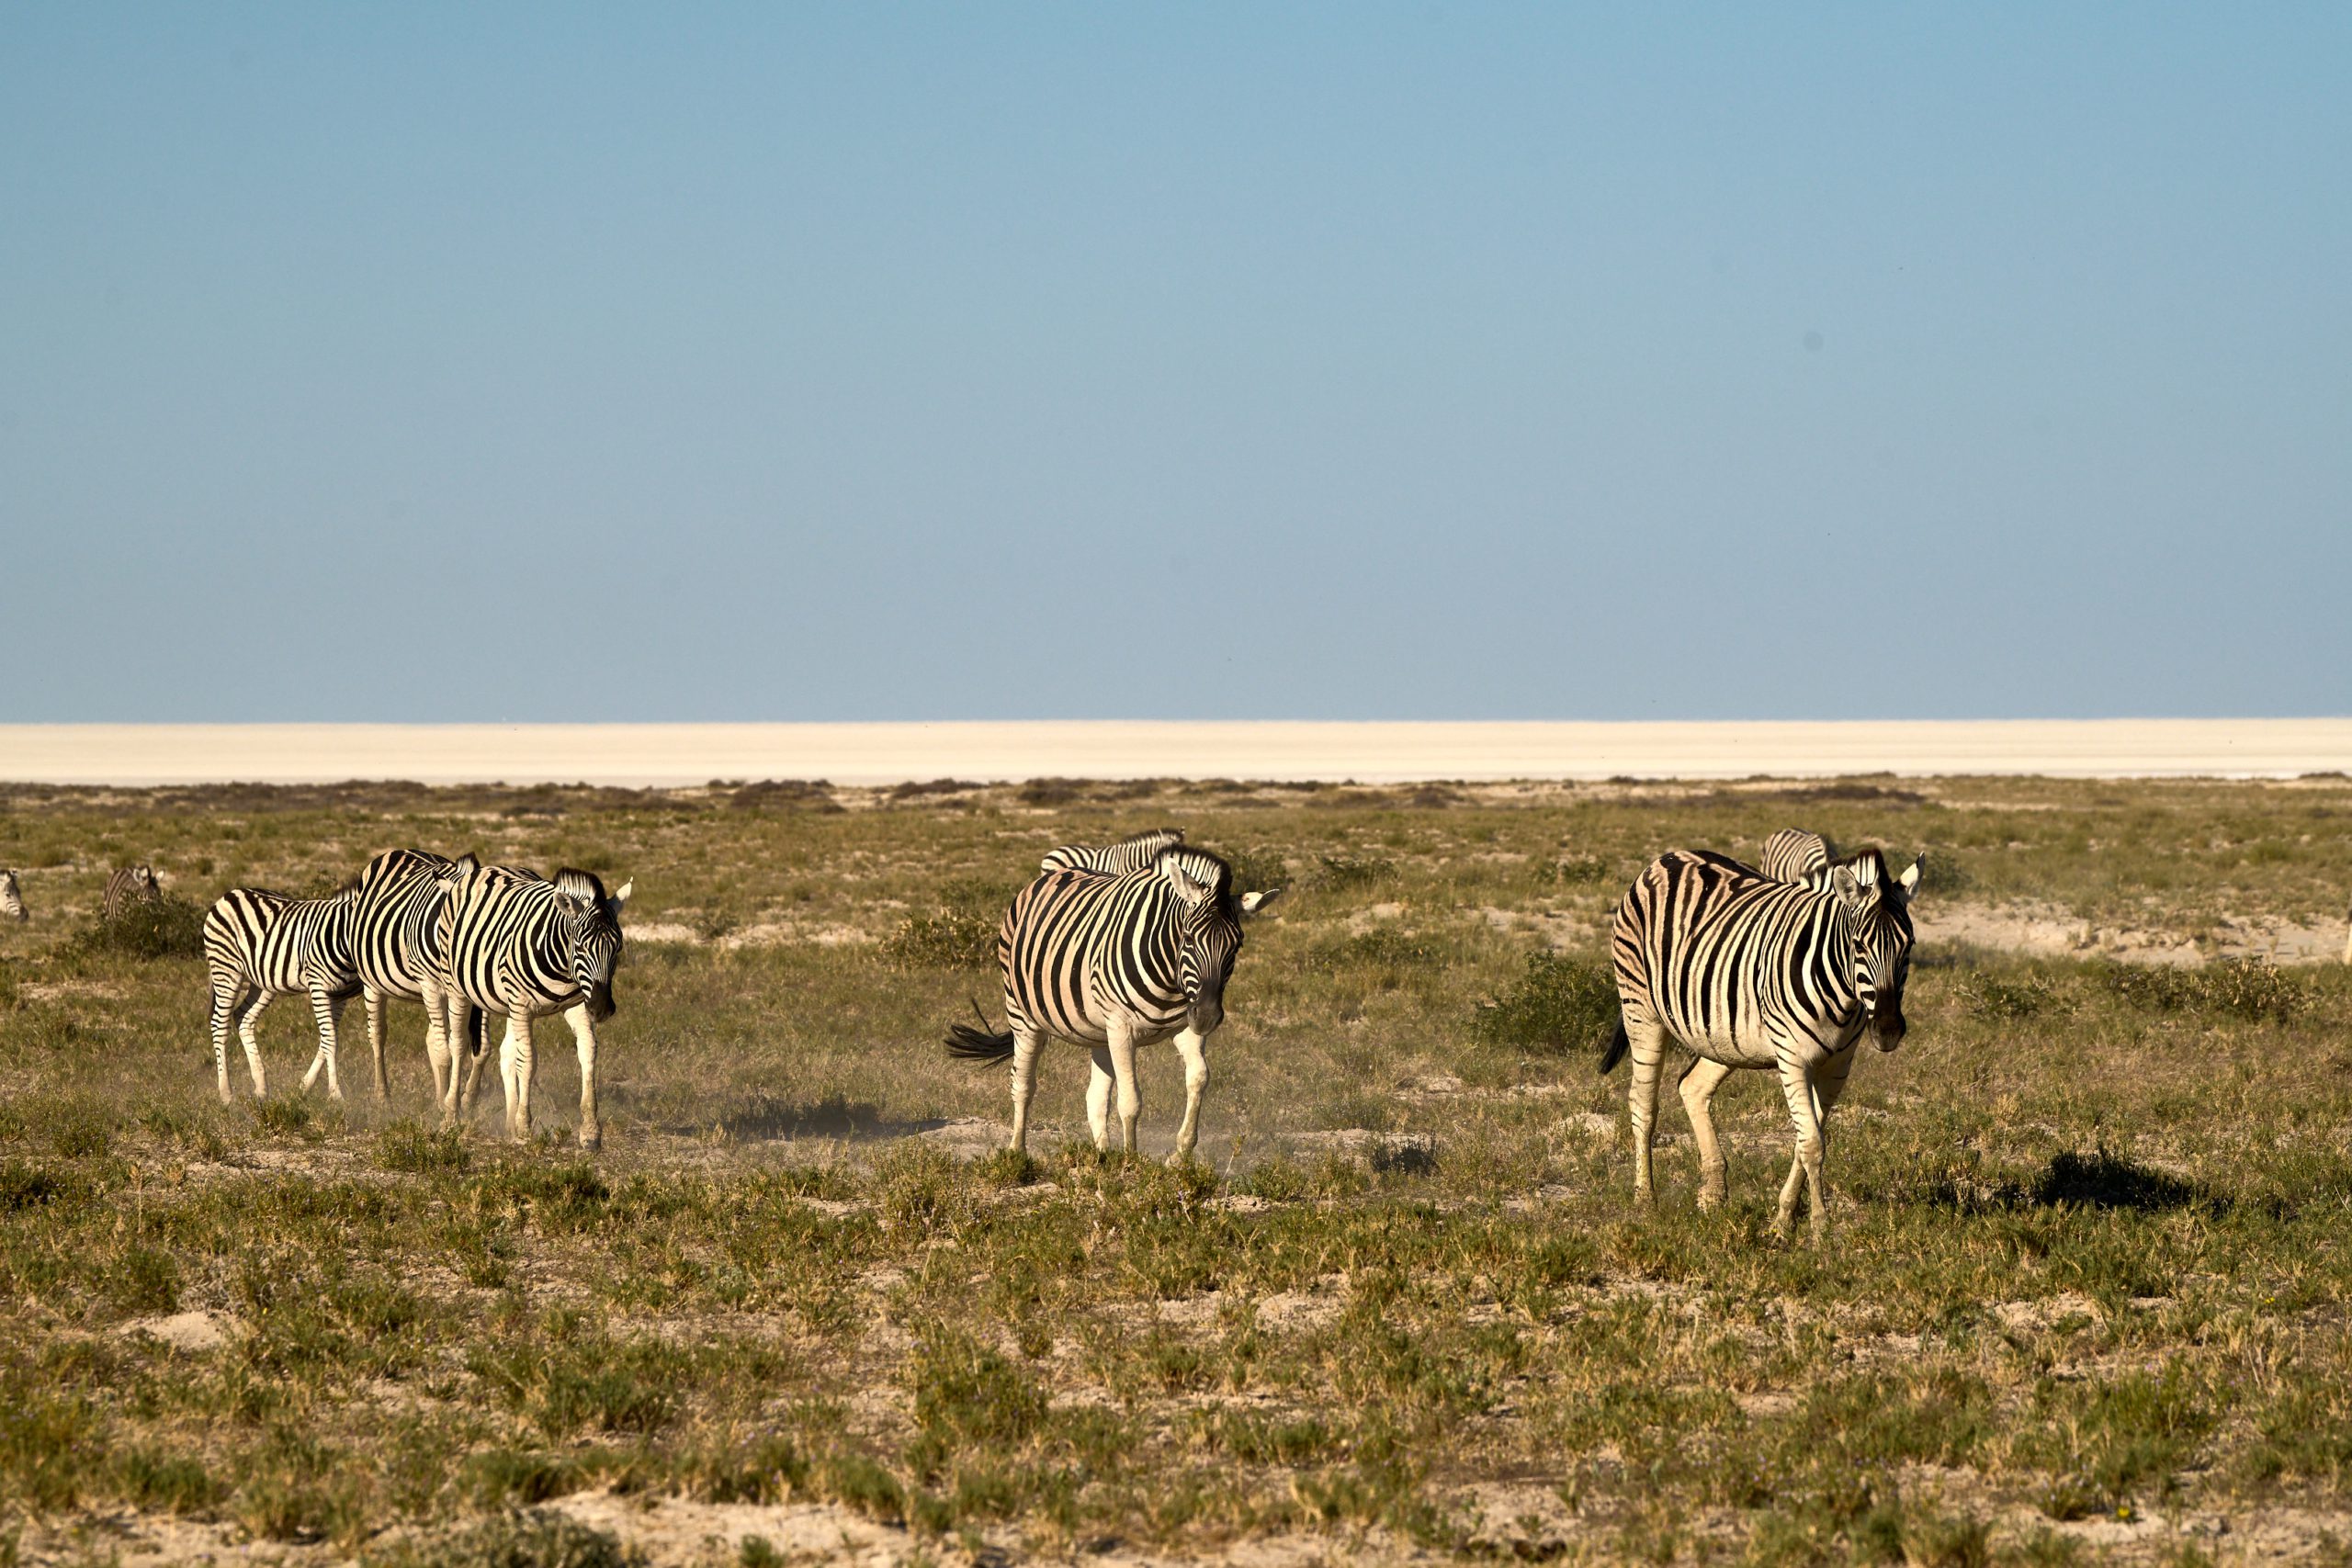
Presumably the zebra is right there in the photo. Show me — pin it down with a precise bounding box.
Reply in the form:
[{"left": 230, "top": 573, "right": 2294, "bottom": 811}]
[
  {"left": 202, "top": 883, "right": 364, "bottom": 1103},
  {"left": 437, "top": 864, "right": 632, "bottom": 1146},
  {"left": 1758, "top": 829, "right": 1833, "bottom": 885},
  {"left": 1039, "top": 828, "right": 1185, "bottom": 876},
  {"left": 105, "top": 863, "right": 161, "bottom": 920},
  {"left": 944, "top": 845, "right": 1281, "bottom": 1163},
  {"left": 353, "top": 848, "right": 484, "bottom": 1102},
  {"left": 1601, "top": 845, "right": 1922, "bottom": 1242},
  {"left": 1, "top": 869, "right": 24, "bottom": 922}
]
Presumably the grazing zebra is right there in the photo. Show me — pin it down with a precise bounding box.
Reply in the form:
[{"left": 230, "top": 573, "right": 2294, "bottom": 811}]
[
  {"left": 1601, "top": 846, "right": 1922, "bottom": 1241},
  {"left": 944, "top": 846, "right": 1281, "bottom": 1162},
  {"left": 1039, "top": 828, "right": 1185, "bottom": 876},
  {"left": 105, "top": 863, "right": 161, "bottom": 920},
  {"left": 353, "top": 848, "right": 483, "bottom": 1102},
  {"left": 1, "top": 870, "right": 24, "bottom": 922},
  {"left": 438, "top": 864, "right": 632, "bottom": 1146},
  {"left": 202, "top": 884, "right": 364, "bottom": 1103}
]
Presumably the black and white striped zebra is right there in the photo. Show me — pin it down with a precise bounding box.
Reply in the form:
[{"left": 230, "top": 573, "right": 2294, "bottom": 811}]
[
  {"left": 353, "top": 848, "right": 483, "bottom": 1104},
  {"left": 1038, "top": 828, "right": 1185, "bottom": 876},
  {"left": 1601, "top": 845, "right": 1922, "bottom": 1241},
  {"left": 105, "top": 863, "right": 161, "bottom": 921},
  {"left": 1758, "top": 829, "right": 1833, "bottom": 885},
  {"left": 438, "top": 864, "right": 632, "bottom": 1146},
  {"left": 945, "top": 846, "right": 1280, "bottom": 1162},
  {"left": 1, "top": 869, "right": 24, "bottom": 923},
  {"left": 202, "top": 884, "right": 364, "bottom": 1103}
]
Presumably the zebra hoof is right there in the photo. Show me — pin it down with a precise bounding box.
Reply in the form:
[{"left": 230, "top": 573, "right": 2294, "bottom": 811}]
[
  {"left": 1164, "top": 1149, "right": 1193, "bottom": 1169},
  {"left": 1696, "top": 1190, "right": 1724, "bottom": 1212},
  {"left": 578, "top": 1126, "right": 602, "bottom": 1151}
]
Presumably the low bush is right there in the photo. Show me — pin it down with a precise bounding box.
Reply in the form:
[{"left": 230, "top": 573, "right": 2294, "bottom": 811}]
[
  {"left": 1472, "top": 952, "right": 1619, "bottom": 1055},
  {"left": 65, "top": 894, "right": 207, "bottom": 961}
]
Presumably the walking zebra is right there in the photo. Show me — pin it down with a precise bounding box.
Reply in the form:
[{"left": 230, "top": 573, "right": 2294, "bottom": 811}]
[
  {"left": 105, "top": 863, "right": 161, "bottom": 920},
  {"left": 438, "top": 864, "right": 631, "bottom": 1146},
  {"left": 1, "top": 870, "right": 24, "bottom": 922},
  {"left": 944, "top": 846, "right": 1280, "bottom": 1162},
  {"left": 203, "top": 884, "right": 364, "bottom": 1103},
  {"left": 1039, "top": 828, "right": 1185, "bottom": 876},
  {"left": 1601, "top": 845, "right": 1921, "bottom": 1241},
  {"left": 354, "top": 848, "right": 482, "bottom": 1102}
]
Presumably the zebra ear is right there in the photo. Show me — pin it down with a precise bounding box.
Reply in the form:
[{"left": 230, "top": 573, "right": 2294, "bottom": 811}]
[
  {"left": 1897, "top": 854, "right": 1924, "bottom": 901},
  {"left": 610, "top": 880, "right": 633, "bottom": 912},
  {"left": 1162, "top": 861, "right": 1216, "bottom": 906},
  {"left": 1239, "top": 888, "right": 1284, "bottom": 918},
  {"left": 1829, "top": 863, "right": 1868, "bottom": 911}
]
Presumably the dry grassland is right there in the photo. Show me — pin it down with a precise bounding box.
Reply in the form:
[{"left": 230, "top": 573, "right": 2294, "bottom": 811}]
[{"left": 2, "top": 774, "right": 2350, "bottom": 1567}]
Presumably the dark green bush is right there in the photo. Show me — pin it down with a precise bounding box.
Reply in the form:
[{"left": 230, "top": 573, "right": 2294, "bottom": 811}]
[
  {"left": 66, "top": 894, "right": 207, "bottom": 961},
  {"left": 1472, "top": 953, "right": 1620, "bottom": 1054},
  {"left": 881, "top": 911, "right": 996, "bottom": 970}
]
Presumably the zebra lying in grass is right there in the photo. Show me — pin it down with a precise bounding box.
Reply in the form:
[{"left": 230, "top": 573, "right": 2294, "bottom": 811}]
[
  {"left": 1039, "top": 828, "right": 1185, "bottom": 876},
  {"left": 439, "top": 864, "right": 632, "bottom": 1146},
  {"left": 1602, "top": 845, "right": 1921, "bottom": 1241},
  {"left": 105, "top": 863, "right": 161, "bottom": 920},
  {"left": 946, "top": 844, "right": 1280, "bottom": 1162},
  {"left": 202, "top": 883, "right": 364, "bottom": 1102},
  {"left": 1, "top": 869, "right": 23, "bottom": 922},
  {"left": 353, "top": 849, "right": 484, "bottom": 1102}
]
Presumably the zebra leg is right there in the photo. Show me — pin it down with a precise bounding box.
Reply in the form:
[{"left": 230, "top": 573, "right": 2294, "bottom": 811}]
[
  {"left": 1772, "top": 1053, "right": 1830, "bottom": 1243},
  {"left": 1085, "top": 1047, "right": 1115, "bottom": 1151},
  {"left": 422, "top": 983, "right": 454, "bottom": 1111},
  {"left": 1678, "top": 1056, "right": 1737, "bottom": 1210},
  {"left": 300, "top": 986, "right": 346, "bottom": 1099},
  {"left": 1105, "top": 1020, "right": 1143, "bottom": 1156},
  {"left": 564, "top": 1001, "right": 601, "bottom": 1150},
  {"left": 501, "top": 1010, "right": 535, "bottom": 1142},
  {"left": 1168, "top": 1027, "right": 1210, "bottom": 1166},
  {"left": 1622, "top": 1015, "right": 1670, "bottom": 1203},
  {"left": 1007, "top": 1028, "right": 1045, "bottom": 1155},
  {"left": 365, "top": 987, "right": 390, "bottom": 1099},
  {"left": 453, "top": 999, "right": 491, "bottom": 1121},
  {"left": 237, "top": 991, "right": 274, "bottom": 1099},
  {"left": 209, "top": 976, "right": 249, "bottom": 1105}
]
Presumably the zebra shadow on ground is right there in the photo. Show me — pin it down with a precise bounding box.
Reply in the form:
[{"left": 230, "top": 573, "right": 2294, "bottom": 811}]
[
  {"left": 1917, "top": 1147, "right": 2220, "bottom": 1216},
  {"left": 672, "top": 1090, "right": 952, "bottom": 1145}
]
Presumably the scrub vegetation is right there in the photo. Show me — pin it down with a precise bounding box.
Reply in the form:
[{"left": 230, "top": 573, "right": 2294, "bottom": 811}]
[{"left": 1, "top": 773, "right": 2349, "bottom": 1564}]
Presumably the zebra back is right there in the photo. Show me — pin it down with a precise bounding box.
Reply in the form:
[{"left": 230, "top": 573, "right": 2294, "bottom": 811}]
[
  {"left": 204, "top": 885, "right": 363, "bottom": 996},
  {"left": 0, "top": 869, "right": 24, "bottom": 922},
  {"left": 1039, "top": 828, "right": 1186, "bottom": 876},
  {"left": 1758, "top": 829, "right": 1833, "bottom": 884},
  {"left": 104, "top": 864, "right": 161, "bottom": 921},
  {"left": 356, "top": 849, "right": 478, "bottom": 998}
]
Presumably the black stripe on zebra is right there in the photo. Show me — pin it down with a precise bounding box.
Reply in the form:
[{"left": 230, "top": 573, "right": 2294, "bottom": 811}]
[
  {"left": 1601, "top": 845, "right": 1921, "bottom": 1242},
  {"left": 1038, "top": 828, "right": 1185, "bottom": 876},
  {"left": 105, "top": 864, "right": 160, "bottom": 921},
  {"left": 354, "top": 848, "right": 484, "bottom": 1105},
  {"left": 202, "top": 882, "right": 364, "bottom": 1105},
  {"left": 946, "top": 845, "right": 1280, "bottom": 1160},
  {"left": 440, "top": 863, "right": 632, "bottom": 1148}
]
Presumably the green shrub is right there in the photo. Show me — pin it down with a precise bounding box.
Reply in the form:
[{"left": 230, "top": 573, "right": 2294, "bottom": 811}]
[
  {"left": 65, "top": 894, "right": 207, "bottom": 961},
  {"left": 881, "top": 911, "right": 996, "bottom": 970},
  {"left": 364, "top": 1509, "right": 640, "bottom": 1568},
  {"left": 1472, "top": 953, "right": 1619, "bottom": 1054},
  {"left": 1311, "top": 852, "right": 1396, "bottom": 891},
  {"left": 379, "top": 1121, "right": 470, "bottom": 1175},
  {"left": 1952, "top": 968, "right": 2069, "bottom": 1021}
]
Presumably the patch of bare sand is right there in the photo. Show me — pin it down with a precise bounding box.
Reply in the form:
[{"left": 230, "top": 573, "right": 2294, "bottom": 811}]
[{"left": 1928, "top": 900, "right": 2346, "bottom": 967}]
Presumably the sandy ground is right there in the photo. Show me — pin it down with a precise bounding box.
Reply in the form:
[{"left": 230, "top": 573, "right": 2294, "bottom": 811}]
[{"left": 4, "top": 719, "right": 2352, "bottom": 785}]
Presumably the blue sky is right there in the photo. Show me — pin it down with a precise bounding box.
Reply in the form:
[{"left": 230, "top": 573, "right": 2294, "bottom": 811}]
[{"left": 4, "top": 5, "right": 2346, "bottom": 721}]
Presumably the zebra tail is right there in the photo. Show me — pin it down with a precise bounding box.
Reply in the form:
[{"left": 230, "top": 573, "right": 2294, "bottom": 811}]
[
  {"left": 1598, "top": 1019, "right": 1629, "bottom": 1076},
  {"left": 944, "top": 1017, "right": 1017, "bottom": 1064}
]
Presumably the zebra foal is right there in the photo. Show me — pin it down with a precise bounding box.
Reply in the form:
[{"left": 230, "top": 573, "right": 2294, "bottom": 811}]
[
  {"left": 354, "top": 849, "right": 482, "bottom": 1101},
  {"left": 105, "top": 864, "right": 161, "bottom": 920},
  {"left": 438, "top": 864, "right": 631, "bottom": 1146},
  {"left": 1603, "top": 846, "right": 1921, "bottom": 1241},
  {"left": 946, "top": 845, "right": 1280, "bottom": 1162},
  {"left": 202, "top": 883, "right": 364, "bottom": 1102}
]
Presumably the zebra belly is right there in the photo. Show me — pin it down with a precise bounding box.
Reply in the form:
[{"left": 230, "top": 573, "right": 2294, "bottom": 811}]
[{"left": 1657, "top": 1005, "right": 1855, "bottom": 1070}]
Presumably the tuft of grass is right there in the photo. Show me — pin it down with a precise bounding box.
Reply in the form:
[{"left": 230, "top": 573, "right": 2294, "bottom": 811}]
[
  {"left": 363, "top": 1508, "right": 642, "bottom": 1568},
  {"left": 2093, "top": 956, "right": 2314, "bottom": 1023},
  {"left": 1952, "top": 967, "right": 2071, "bottom": 1021},
  {"left": 379, "top": 1121, "right": 471, "bottom": 1175},
  {"left": 1310, "top": 852, "right": 1396, "bottom": 891},
  {"left": 881, "top": 911, "right": 997, "bottom": 970},
  {"left": 1471, "top": 951, "right": 1619, "bottom": 1054}
]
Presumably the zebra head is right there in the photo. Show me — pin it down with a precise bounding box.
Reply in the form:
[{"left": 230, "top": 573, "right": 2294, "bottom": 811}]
[
  {"left": 1828, "top": 850, "right": 1924, "bottom": 1051},
  {"left": 0, "top": 869, "right": 22, "bottom": 921},
  {"left": 132, "top": 863, "right": 159, "bottom": 897},
  {"left": 1157, "top": 848, "right": 1283, "bottom": 1035},
  {"left": 552, "top": 869, "right": 632, "bottom": 1021}
]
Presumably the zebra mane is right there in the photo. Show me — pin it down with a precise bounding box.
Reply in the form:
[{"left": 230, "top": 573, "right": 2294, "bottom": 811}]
[
  {"left": 1155, "top": 845, "right": 1234, "bottom": 899},
  {"left": 553, "top": 867, "right": 610, "bottom": 906}
]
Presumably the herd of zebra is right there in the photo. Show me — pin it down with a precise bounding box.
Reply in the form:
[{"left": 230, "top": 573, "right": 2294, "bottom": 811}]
[{"left": 5, "top": 823, "right": 1925, "bottom": 1238}]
